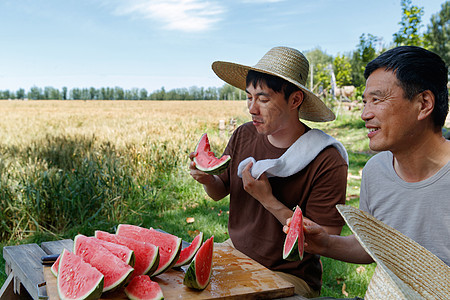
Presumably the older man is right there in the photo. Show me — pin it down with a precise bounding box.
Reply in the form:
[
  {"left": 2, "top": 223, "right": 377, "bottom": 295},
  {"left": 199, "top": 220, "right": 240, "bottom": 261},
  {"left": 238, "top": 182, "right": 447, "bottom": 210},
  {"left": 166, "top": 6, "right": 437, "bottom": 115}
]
[{"left": 285, "top": 46, "right": 450, "bottom": 270}]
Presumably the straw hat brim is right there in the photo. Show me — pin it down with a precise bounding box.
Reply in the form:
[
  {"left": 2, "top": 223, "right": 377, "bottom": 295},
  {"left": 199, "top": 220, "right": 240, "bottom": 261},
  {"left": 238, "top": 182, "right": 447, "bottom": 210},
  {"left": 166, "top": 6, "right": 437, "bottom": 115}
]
[
  {"left": 211, "top": 61, "right": 336, "bottom": 122},
  {"left": 336, "top": 205, "right": 450, "bottom": 299}
]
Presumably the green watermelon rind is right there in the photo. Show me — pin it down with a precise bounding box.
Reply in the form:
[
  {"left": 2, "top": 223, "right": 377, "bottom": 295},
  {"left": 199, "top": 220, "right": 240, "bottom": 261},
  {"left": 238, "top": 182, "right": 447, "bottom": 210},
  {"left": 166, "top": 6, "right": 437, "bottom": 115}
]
[
  {"left": 173, "top": 232, "right": 204, "bottom": 268},
  {"left": 193, "top": 133, "right": 231, "bottom": 175},
  {"left": 282, "top": 206, "right": 304, "bottom": 261},
  {"left": 73, "top": 234, "right": 134, "bottom": 293},
  {"left": 283, "top": 235, "right": 300, "bottom": 261},
  {"left": 124, "top": 275, "right": 164, "bottom": 300},
  {"left": 183, "top": 236, "right": 214, "bottom": 290},
  {"left": 57, "top": 249, "right": 104, "bottom": 300}
]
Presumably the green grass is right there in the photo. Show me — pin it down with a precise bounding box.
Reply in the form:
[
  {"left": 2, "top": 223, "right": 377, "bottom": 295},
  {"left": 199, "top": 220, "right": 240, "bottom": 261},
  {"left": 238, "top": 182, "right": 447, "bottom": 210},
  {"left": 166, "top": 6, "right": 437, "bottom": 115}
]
[{"left": 0, "top": 100, "right": 375, "bottom": 297}]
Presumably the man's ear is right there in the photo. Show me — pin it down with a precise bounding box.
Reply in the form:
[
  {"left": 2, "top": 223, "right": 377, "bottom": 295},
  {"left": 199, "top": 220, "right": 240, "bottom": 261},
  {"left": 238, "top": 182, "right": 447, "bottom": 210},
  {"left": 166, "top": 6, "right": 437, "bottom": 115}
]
[
  {"left": 290, "top": 90, "right": 304, "bottom": 111},
  {"left": 417, "top": 90, "right": 435, "bottom": 121}
]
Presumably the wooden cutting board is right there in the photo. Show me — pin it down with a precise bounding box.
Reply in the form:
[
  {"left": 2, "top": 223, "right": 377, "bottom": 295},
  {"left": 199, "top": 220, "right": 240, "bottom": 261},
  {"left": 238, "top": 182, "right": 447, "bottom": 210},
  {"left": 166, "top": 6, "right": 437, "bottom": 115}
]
[{"left": 44, "top": 243, "right": 295, "bottom": 299}]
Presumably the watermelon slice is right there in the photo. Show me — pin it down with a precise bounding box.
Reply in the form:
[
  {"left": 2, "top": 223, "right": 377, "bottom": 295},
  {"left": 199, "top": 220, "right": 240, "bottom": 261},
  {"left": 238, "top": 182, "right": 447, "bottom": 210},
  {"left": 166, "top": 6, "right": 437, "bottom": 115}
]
[
  {"left": 51, "top": 236, "right": 136, "bottom": 278},
  {"left": 57, "top": 249, "right": 104, "bottom": 300},
  {"left": 183, "top": 236, "right": 214, "bottom": 290},
  {"left": 283, "top": 205, "right": 305, "bottom": 261},
  {"left": 92, "top": 236, "right": 135, "bottom": 267},
  {"left": 193, "top": 133, "right": 231, "bottom": 175},
  {"left": 125, "top": 275, "right": 164, "bottom": 300},
  {"left": 50, "top": 255, "right": 61, "bottom": 277},
  {"left": 173, "top": 231, "right": 204, "bottom": 268},
  {"left": 74, "top": 234, "right": 134, "bottom": 293},
  {"left": 95, "top": 230, "right": 160, "bottom": 278},
  {"left": 116, "top": 224, "right": 182, "bottom": 276}
]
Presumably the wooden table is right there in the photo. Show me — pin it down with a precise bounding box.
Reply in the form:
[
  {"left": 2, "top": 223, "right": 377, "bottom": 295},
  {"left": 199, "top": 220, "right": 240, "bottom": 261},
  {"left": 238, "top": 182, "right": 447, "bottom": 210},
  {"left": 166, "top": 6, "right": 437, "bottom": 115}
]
[{"left": 1, "top": 239, "right": 307, "bottom": 300}]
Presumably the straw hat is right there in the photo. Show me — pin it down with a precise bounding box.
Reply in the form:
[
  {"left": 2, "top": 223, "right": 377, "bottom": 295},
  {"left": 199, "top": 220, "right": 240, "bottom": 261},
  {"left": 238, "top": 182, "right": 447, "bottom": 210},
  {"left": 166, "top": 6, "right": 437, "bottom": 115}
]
[
  {"left": 211, "top": 46, "right": 335, "bottom": 122},
  {"left": 336, "top": 205, "right": 450, "bottom": 299}
]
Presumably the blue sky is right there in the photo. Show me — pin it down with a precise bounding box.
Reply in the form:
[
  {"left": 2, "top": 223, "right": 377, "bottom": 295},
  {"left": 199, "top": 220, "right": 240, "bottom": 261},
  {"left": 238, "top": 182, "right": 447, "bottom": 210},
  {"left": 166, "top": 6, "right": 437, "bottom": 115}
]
[{"left": 0, "top": 0, "right": 445, "bottom": 92}]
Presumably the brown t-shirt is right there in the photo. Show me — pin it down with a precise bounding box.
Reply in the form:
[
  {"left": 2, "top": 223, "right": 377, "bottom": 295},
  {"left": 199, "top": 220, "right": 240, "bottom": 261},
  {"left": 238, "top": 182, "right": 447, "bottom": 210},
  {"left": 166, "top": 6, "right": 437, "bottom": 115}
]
[{"left": 218, "top": 122, "right": 348, "bottom": 291}]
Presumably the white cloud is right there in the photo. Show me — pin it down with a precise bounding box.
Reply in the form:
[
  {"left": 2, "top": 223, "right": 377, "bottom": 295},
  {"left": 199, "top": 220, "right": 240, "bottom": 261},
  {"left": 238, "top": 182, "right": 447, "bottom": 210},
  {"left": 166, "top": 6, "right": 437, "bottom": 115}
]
[{"left": 112, "top": 0, "right": 225, "bottom": 32}]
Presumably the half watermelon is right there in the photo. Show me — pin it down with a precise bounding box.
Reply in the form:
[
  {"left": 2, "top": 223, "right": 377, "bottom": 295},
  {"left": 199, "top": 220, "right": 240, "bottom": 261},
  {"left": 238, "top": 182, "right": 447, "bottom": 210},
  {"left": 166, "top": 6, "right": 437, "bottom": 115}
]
[
  {"left": 95, "top": 230, "right": 160, "bottom": 279},
  {"left": 183, "top": 235, "right": 214, "bottom": 290},
  {"left": 193, "top": 133, "right": 231, "bottom": 175},
  {"left": 57, "top": 249, "right": 104, "bottom": 300},
  {"left": 125, "top": 275, "right": 164, "bottom": 300},
  {"left": 74, "top": 234, "right": 134, "bottom": 293},
  {"left": 116, "top": 224, "right": 182, "bottom": 276},
  {"left": 173, "top": 231, "right": 204, "bottom": 268},
  {"left": 283, "top": 205, "right": 305, "bottom": 261}
]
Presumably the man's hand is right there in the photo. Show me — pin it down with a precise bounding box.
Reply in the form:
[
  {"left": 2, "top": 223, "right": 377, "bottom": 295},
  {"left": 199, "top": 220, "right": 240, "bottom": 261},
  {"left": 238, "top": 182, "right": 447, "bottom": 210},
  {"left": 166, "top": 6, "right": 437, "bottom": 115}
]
[
  {"left": 241, "top": 162, "right": 293, "bottom": 224},
  {"left": 242, "top": 162, "right": 273, "bottom": 203},
  {"left": 189, "top": 151, "right": 228, "bottom": 201},
  {"left": 189, "top": 151, "right": 215, "bottom": 185},
  {"left": 283, "top": 217, "right": 331, "bottom": 256}
]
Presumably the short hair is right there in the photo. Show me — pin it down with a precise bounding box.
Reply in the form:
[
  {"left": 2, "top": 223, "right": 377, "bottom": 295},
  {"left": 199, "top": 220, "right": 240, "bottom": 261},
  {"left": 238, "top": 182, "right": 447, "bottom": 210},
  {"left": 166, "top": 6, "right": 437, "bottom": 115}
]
[
  {"left": 246, "top": 70, "right": 301, "bottom": 102},
  {"left": 364, "top": 46, "right": 449, "bottom": 128}
]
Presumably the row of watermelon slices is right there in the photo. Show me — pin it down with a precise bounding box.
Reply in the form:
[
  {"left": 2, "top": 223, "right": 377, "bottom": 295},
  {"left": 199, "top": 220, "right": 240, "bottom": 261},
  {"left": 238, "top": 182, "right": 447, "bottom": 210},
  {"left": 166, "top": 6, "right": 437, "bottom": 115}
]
[{"left": 54, "top": 224, "right": 212, "bottom": 300}]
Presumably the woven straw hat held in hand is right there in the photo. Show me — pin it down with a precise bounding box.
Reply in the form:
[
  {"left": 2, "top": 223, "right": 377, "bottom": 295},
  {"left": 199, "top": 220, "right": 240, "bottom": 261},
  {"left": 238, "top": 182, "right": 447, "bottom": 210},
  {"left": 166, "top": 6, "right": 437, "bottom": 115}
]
[
  {"left": 211, "top": 46, "right": 335, "bottom": 122},
  {"left": 337, "top": 205, "right": 450, "bottom": 299}
]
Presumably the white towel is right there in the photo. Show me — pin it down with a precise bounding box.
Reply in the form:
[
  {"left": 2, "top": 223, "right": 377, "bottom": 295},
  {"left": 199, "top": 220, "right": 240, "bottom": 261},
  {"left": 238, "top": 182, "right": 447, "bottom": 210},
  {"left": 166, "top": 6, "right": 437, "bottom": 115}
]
[{"left": 237, "top": 129, "right": 348, "bottom": 179}]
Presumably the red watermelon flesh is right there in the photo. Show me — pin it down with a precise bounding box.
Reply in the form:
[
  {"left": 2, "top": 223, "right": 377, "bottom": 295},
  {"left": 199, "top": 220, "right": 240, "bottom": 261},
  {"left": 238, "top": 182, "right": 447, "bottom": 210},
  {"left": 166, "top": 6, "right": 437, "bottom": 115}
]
[
  {"left": 183, "top": 235, "right": 214, "bottom": 290},
  {"left": 116, "top": 224, "right": 182, "bottom": 276},
  {"left": 124, "top": 275, "right": 164, "bottom": 300},
  {"left": 173, "top": 231, "right": 204, "bottom": 268},
  {"left": 50, "top": 255, "right": 60, "bottom": 277},
  {"left": 57, "top": 249, "right": 104, "bottom": 300},
  {"left": 74, "top": 234, "right": 134, "bottom": 292},
  {"left": 193, "top": 133, "right": 231, "bottom": 175},
  {"left": 92, "top": 236, "right": 135, "bottom": 267},
  {"left": 95, "top": 230, "right": 160, "bottom": 278},
  {"left": 283, "top": 205, "right": 304, "bottom": 261}
]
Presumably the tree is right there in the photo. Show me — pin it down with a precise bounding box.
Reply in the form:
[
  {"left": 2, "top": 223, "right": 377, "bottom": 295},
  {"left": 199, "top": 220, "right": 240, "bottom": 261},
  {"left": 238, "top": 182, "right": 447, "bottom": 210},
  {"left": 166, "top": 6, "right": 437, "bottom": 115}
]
[
  {"left": 333, "top": 54, "right": 352, "bottom": 87},
  {"left": 62, "top": 87, "right": 68, "bottom": 100},
  {"left": 29, "top": 86, "right": 43, "bottom": 100},
  {"left": 219, "top": 84, "right": 242, "bottom": 100},
  {"left": 350, "top": 33, "right": 380, "bottom": 88},
  {"left": 425, "top": 1, "right": 450, "bottom": 72},
  {"left": 16, "top": 88, "right": 25, "bottom": 99},
  {"left": 139, "top": 88, "right": 148, "bottom": 100},
  {"left": 393, "top": 0, "right": 425, "bottom": 46},
  {"left": 304, "top": 47, "right": 333, "bottom": 92}
]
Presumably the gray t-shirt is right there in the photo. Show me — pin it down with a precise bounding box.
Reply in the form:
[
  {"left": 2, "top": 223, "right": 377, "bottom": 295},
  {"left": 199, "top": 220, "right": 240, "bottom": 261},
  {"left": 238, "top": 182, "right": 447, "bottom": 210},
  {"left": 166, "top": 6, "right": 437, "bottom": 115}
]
[{"left": 360, "top": 151, "right": 450, "bottom": 266}]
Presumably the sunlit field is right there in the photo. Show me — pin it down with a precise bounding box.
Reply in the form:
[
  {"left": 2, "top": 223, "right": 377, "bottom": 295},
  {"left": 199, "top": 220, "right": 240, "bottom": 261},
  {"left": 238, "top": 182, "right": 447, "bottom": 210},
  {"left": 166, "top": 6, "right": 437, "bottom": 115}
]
[{"left": 0, "top": 99, "right": 374, "bottom": 298}]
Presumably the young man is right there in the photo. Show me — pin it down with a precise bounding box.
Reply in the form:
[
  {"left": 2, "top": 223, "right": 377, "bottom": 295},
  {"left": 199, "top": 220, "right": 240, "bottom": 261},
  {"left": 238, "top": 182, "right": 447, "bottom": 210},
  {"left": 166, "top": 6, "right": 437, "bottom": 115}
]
[
  {"left": 284, "top": 46, "right": 450, "bottom": 268},
  {"left": 189, "top": 46, "right": 349, "bottom": 297}
]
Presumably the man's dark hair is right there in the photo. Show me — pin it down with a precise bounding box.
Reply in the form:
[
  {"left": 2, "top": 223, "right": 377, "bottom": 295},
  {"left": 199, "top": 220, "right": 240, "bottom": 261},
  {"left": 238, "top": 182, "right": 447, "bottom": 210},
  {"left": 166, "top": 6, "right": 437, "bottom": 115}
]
[
  {"left": 246, "top": 70, "right": 301, "bottom": 102},
  {"left": 364, "top": 46, "right": 449, "bottom": 128}
]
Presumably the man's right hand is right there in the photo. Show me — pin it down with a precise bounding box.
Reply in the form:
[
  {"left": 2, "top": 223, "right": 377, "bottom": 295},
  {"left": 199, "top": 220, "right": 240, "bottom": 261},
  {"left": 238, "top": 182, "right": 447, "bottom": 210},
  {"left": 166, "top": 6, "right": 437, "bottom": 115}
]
[
  {"left": 283, "top": 217, "right": 331, "bottom": 256},
  {"left": 284, "top": 216, "right": 374, "bottom": 264},
  {"left": 188, "top": 151, "right": 229, "bottom": 201},
  {"left": 189, "top": 151, "right": 215, "bottom": 185}
]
